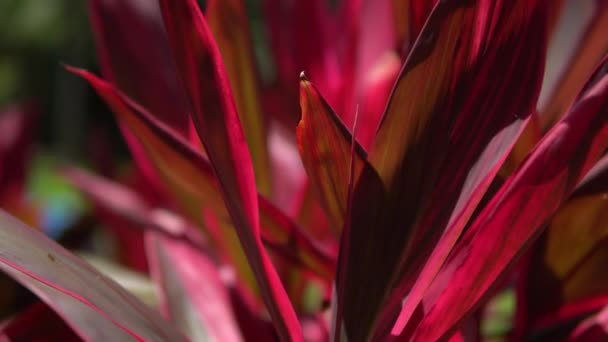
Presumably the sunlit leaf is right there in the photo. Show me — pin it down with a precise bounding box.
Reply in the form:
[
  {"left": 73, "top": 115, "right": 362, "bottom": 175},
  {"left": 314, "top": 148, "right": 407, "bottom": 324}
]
[
  {"left": 336, "top": 1, "right": 549, "bottom": 339},
  {"left": 412, "top": 55, "right": 608, "bottom": 342},
  {"left": 161, "top": 0, "right": 303, "bottom": 337},
  {"left": 207, "top": 0, "right": 272, "bottom": 196}
]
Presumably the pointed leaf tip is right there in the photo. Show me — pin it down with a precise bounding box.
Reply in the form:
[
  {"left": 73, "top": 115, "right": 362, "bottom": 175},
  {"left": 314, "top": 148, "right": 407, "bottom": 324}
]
[{"left": 297, "top": 78, "right": 367, "bottom": 233}]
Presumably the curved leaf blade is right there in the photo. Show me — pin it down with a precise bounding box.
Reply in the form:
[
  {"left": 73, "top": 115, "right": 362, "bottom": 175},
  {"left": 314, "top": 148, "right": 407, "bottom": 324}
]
[
  {"left": 297, "top": 75, "right": 366, "bottom": 233},
  {"left": 412, "top": 56, "right": 608, "bottom": 342},
  {"left": 568, "top": 304, "right": 608, "bottom": 341},
  {"left": 147, "top": 232, "right": 243, "bottom": 342},
  {"left": 338, "top": 1, "right": 549, "bottom": 339},
  {"left": 123, "top": 1, "right": 301, "bottom": 335},
  {"left": 88, "top": 0, "right": 190, "bottom": 134},
  {"left": 520, "top": 155, "right": 608, "bottom": 334},
  {"left": 539, "top": 0, "right": 608, "bottom": 130},
  {"left": 0, "top": 210, "right": 185, "bottom": 342},
  {"left": 207, "top": 0, "right": 272, "bottom": 196}
]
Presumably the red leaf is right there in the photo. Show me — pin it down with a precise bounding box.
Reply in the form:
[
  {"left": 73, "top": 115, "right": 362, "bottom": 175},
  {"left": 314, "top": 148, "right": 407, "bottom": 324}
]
[
  {"left": 68, "top": 67, "right": 334, "bottom": 286},
  {"left": 297, "top": 74, "right": 367, "bottom": 234},
  {"left": 411, "top": 55, "right": 608, "bottom": 342},
  {"left": 63, "top": 166, "right": 206, "bottom": 249},
  {"left": 538, "top": 0, "right": 608, "bottom": 131},
  {"left": 158, "top": 1, "right": 302, "bottom": 338},
  {"left": 0, "top": 302, "right": 81, "bottom": 342},
  {"left": 336, "top": 1, "right": 549, "bottom": 339},
  {"left": 146, "top": 232, "right": 243, "bottom": 342},
  {"left": 88, "top": 0, "right": 190, "bottom": 134},
  {"left": 206, "top": 0, "right": 272, "bottom": 196},
  {"left": 530, "top": 294, "right": 608, "bottom": 338},
  {"left": 519, "top": 155, "right": 608, "bottom": 336},
  {"left": 569, "top": 305, "right": 608, "bottom": 341},
  {"left": 392, "top": 0, "right": 437, "bottom": 57},
  {"left": 0, "top": 210, "right": 185, "bottom": 342}
]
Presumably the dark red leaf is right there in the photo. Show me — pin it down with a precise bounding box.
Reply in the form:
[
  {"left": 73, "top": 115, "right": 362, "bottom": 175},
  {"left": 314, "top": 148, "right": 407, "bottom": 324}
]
[
  {"left": 88, "top": 0, "right": 190, "bottom": 134},
  {"left": 568, "top": 305, "right": 608, "bottom": 341},
  {"left": 411, "top": 55, "right": 608, "bottom": 342},
  {"left": 68, "top": 67, "right": 334, "bottom": 286},
  {"left": 158, "top": 1, "right": 302, "bottom": 338},
  {"left": 297, "top": 75, "right": 367, "bottom": 234},
  {"left": 206, "top": 0, "right": 272, "bottom": 196},
  {"left": 0, "top": 302, "right": 81, "bottom": 342},
  {"left": 336, "top": 1, "right": 549, "bottom": 340}
]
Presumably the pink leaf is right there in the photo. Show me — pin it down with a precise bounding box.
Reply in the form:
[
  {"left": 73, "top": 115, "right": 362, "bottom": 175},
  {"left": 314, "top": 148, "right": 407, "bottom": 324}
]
[
  {"left": 158, "top": 1, "right": 302, "bottom": 339},
  {"left": 0, "top": 210, "right": 185, "bottom": 342},
  {"left": 146, "top": 232, "right": 243, "bottom": 342},
  {"left": 411, "top": 56, "right": 608, "bottom": 342}
]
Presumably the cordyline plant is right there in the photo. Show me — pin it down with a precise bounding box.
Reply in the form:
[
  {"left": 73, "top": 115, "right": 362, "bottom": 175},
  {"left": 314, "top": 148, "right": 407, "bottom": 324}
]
[{"left": 1, "top": 0, "right": 608, "bottom": 341}]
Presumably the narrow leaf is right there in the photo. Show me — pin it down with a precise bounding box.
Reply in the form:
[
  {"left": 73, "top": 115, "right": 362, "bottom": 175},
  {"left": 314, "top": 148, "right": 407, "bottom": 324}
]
[
  {"left": 411, "top": 55, "right": 608, "bottom": 342},
  {"left": 521, "top": 154, "right": 608, "bottom": 332},
  {"left": 146, "top": 232, "right": 243, "bottom": 342},
  {"left": 206, "top": 0, "right": 272, "bottom": 196},
  {"left": 569, "top": 305, "right": 608, "bottom": 341},
  {"left": 128, "top": 0, "right": 301, "bottom": 335},
  {"left": 297, "top": 74, "right": 366, "bottom": 233},
  {"left": 0, "top": 210, "right": 185, "bottom": 342},
  {"left": 88, "top": 0, "right": 190, "bottom": 134},
  {"left": 538, "top": 0, "right": 608, "bottom": 130},
  {"left": 338, "top": 1, "right": 549, "bottom": 339},
  {"left": 68, "top": 68, "right": 334, "bottom": 285}
]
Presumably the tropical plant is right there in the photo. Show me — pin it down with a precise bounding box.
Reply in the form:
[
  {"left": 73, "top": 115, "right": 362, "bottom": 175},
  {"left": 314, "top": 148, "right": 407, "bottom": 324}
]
[{"left": 1, "top": 0, "right": 608, "bottom": 341}]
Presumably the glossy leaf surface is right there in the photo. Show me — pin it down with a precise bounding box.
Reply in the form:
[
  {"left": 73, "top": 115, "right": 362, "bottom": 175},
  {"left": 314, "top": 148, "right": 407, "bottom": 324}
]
[
  {"left": 336, "top": 1, "right": 549, "bottom": 339},
  {"left": 521, "top": 154, "right": 608, "bottom": 335},
  {"left": 413, "top": 55, "right": 608, "bottom": 342}
]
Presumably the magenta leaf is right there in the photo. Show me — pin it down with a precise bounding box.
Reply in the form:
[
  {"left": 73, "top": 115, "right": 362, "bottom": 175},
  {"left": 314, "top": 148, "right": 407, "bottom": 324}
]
[
  {"left": 411, "top": 56, "right": 608, "bottom": 342},
  {"left": 68, "top": 67, "right": 334, "bottom": 282},
  {"left": 146, "top": 232, "right": 243, "bottom": 342},
  {"left": 88, "top": 0, "right": 190, "bottom": 134},
  {"left": 568, "top": 304, "right": 608, "bottom": 341},
  {"left": 159, "top": 0, "right": 302, "bottom": 339},
  {"left": 336, "top": 1, "right": 549, "bottom": 339},
  {"left": 63, "top": 165, "right": 206, "bottom": 249},
  {"left": 0, "top": 210, "right": 186, "bottom": 342}
]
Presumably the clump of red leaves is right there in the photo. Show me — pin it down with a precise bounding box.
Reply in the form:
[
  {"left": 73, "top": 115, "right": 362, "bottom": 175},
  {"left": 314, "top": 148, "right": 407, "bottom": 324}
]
[{"left": 1, "top": 1, "right": 608, "bottom": 341}]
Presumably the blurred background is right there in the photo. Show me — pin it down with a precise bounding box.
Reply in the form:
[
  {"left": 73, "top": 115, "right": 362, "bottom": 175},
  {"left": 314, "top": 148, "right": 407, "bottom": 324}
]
[
  {"left": 0, "top": 0, "right": 106, "bottom": 242},
  {"left": 1, "top": 0, "right": 116, "bottom": 158}
]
